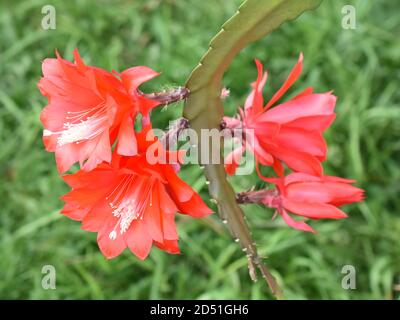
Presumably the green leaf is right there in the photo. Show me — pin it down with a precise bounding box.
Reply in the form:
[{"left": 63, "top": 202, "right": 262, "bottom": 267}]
[{"left": 183, "top": 0, "right": 322, "bottom": 298}]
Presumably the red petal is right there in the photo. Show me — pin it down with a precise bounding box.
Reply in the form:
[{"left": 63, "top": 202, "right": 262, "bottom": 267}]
[
  {"left": 62, "top": 166, "right": 115, "bottom": 189},
  {"left": 261, "top": 93, "right": 336, "bottom": 125},
  {"left": 125, "top": 220, "right": 153, "bottom": 260},
  {"left": 224, "top": 146, "right": 244, "bottom": 176},
  {"left": 323, "top": 175, "right": 356, "bottom": 184},
  {"left": 73, "top": 48, "right": 86, "bottom": 72},
  {"left": 285, "top": 114, "right": 336, "bottom": 131},
  {"left": 162, "top": 213, "right": 179, "bottom": 240},
  {"left": 264, "top": 53, "right": 303, "bottom": 110},
  {"left": 41, "top": 58, "right": 62, "bottom": 78},
  {"left": 120, "top": 66, "right": 160, "bottom": 93},
  {"left": 157, "top": 182, "right": 178, "bottom": 214},
  {"left": 154, "top": 239, "right": 180, "bottom": 254},
  {"left": 177, "top": 192, "right": 213, "bottom": 218},
  {"left": 42, "top": 130, "right": 58, "bottom": 152},
  {"left": 61, "top": 203, "right": 89, "bottom": 221},
  {"left": 61, "top": 187, "right": 106, "bottom": 207},
  {"left": 244, "top": 60, "right": 267, "bottom": 114},
  {"left": 272, "top": 158, "right": 285, "bottom": 177},
  {"left": 280, "top": 208, "right": 315, "bottom": 233},
  {"left": 81, "top": 201, "right": 111, "bottom": 232},
  {"left": 55, "top": 143, "right": 79, "bottom": 173},
  {"left": 116, "top": 115, "right": 137, "bottom": 156},
  {"left": 143, "top": 186, "right": 164, "bottom": 243},
  {"left": 293, "top": 87, "right": 313, "bottom": 100},
  {"left": 275, "top": 127, "right": 327, "bottom": 159},
  {"left": 82, "top": 130, "right": 112, "bottom": 172},
  {"left": 263, "top": 143, "right": 323, "bottom": 176},
  {"left": 136, "top": 95, "right": 160, "bottom": 117},
  {"left": 251, "top": 137, "right": 274, "bottom": 165},
  {"left": 285, "top": 178, "right": 364, "bottom": 206},
  {"left": 39, "top": 100, "right": 70, "bottom": 131},
  {"left": 163, "top": 165, "right": 194, "bottom": 202},
  {"left": 97, "top": 219, "right": 127, "bottom": 259},
  {"left": 284, "top": 172, "right": 321, "bottom": 185},
  {"left": 282, "top": 199, "right": 348, "bottom": 219}
]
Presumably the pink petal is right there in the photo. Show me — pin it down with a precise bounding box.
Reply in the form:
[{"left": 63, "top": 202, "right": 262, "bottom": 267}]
[{"left": 222, "top": 116, "right": 242, "bottom": 129}]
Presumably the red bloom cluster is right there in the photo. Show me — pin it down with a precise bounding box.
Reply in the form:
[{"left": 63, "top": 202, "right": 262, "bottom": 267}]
[
  {"left": 39, "top": 49, "right": 160, "bottom": 173},
  {"left": 224, "top": 54, "right": 364, "bottom": 232},
  {"left": 61, "top": 128, "right": 211, "bottom": 259},
  {"left": 39, "top": 50, "right": 212, "bottom": 259},
  {"left": 39, "top": 49, "right": 364, "bottom": 259}
]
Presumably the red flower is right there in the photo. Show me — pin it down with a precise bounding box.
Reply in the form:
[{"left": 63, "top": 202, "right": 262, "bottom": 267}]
[
  {"left": 248, "top": 173, "right": 364, "bottom": 233},
  {"left": 61, "top": 127, "right": 212, "bottom": 259},
  {"left": 39, "top": 49, "right": 160, "bottom": 173},
  {"left": 224, "top": 54, "right": 336, "bottom": 177}
]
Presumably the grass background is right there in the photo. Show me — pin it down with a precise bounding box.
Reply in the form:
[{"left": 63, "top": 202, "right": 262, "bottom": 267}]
[{"left": 0, "top": 0, "right": 399, "bottom": 299}]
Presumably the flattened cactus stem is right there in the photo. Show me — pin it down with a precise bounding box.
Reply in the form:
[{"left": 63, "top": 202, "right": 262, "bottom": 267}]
[{"left": 183, "top": 0, "right": 322, "bottom": 298}]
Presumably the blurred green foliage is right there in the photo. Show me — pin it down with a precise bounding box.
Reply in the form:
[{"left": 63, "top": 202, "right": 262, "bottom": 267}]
[{"left": 0, "top": 0, "right": 399, "bottom": 299}]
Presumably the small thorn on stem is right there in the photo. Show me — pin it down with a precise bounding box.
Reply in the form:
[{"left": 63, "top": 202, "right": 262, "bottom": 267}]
[{"left": 247, "top": 255, "right": 257, "bottom": 282}]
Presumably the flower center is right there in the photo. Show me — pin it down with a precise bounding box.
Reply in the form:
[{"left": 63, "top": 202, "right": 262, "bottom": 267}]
[
  {"left": 57, "top": 102, "right": 109, "bottom": 146},
  {"left": 105, "top": 174, "right": 155, "bottom": 240}
]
